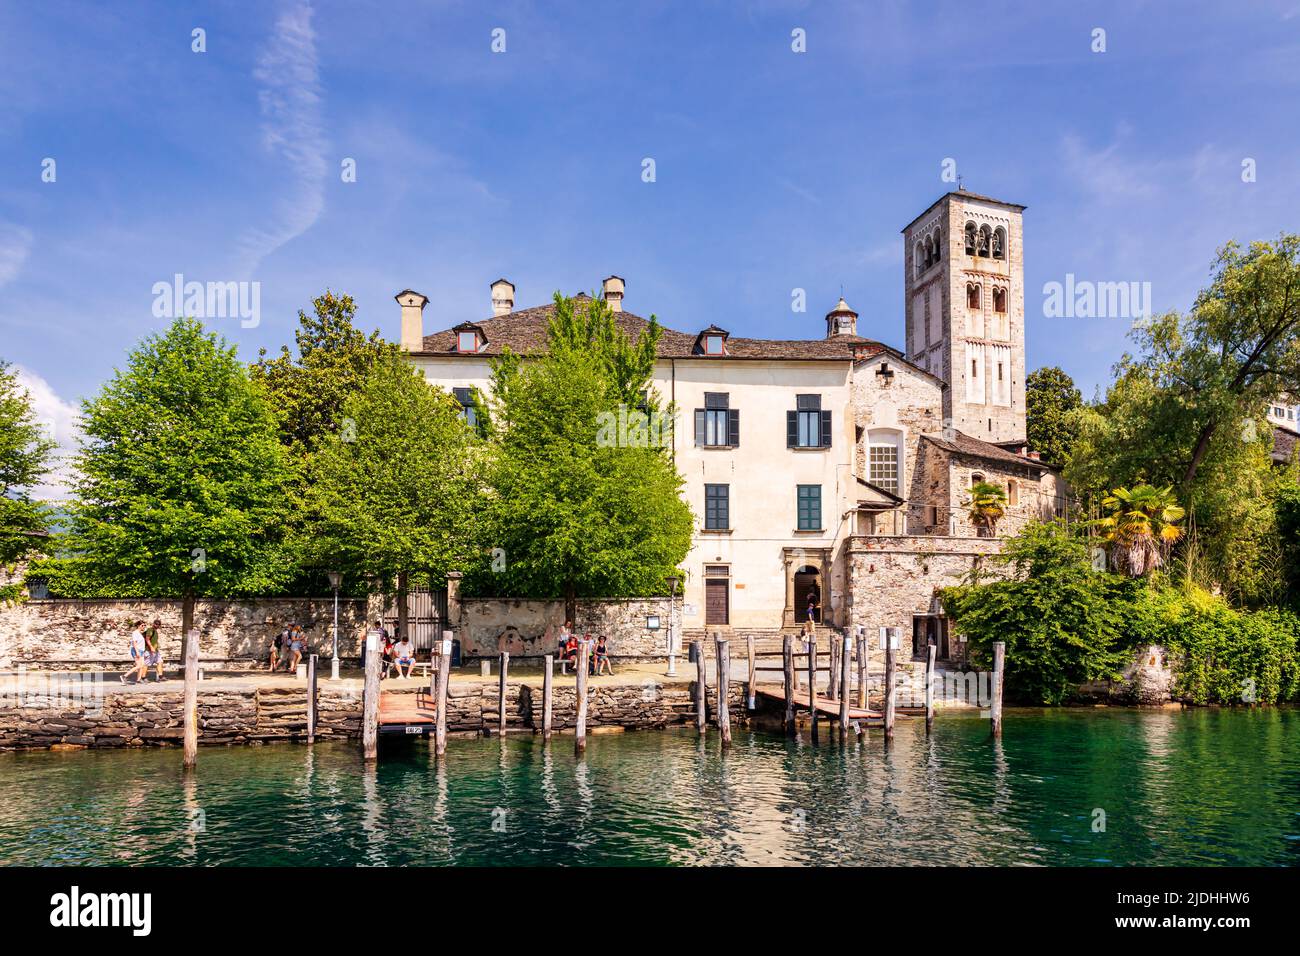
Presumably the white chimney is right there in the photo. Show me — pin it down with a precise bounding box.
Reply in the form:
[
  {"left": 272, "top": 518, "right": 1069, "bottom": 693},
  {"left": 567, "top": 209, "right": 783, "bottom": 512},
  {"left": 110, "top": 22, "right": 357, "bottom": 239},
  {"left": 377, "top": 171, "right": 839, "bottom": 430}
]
[
  {"left": 491, "top": 278, "right": 515, "bottom": 316},
  {"left": 602, "top": 275, "right": 625, "bottom": 312},
  {"left": 395, "top": 289, "right": 428, "bottom": 352}
]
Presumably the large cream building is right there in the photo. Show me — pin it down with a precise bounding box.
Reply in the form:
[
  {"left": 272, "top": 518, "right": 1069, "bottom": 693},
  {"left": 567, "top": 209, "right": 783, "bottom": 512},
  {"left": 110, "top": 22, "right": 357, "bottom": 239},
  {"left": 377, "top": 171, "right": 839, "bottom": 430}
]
[{"left": 399, "top": 190, "right": 1069, "bottom": 663}]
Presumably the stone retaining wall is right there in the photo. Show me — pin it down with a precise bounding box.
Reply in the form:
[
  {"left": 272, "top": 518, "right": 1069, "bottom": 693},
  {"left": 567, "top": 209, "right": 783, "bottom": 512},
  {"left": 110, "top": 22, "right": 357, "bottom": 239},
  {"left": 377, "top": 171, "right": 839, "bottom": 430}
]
[
  {"left": 457, "top": 596, "right": 682, "bottom": 660},
  {"left": 0, "top": 597, "right": 369, "bottom": 669}
]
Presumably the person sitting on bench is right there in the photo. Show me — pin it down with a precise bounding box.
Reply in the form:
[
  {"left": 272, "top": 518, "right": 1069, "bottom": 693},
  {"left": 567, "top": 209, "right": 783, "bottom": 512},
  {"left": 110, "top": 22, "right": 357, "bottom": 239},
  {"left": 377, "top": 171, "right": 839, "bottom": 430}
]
[
  {"left": 594, "top": 634, "right": 613, "bottom": 676},
  {"left": 562, "top": 631, "right": 579, "bottom": 674},
  {"left": 393, "top": 635, "right": 416, "bottom": 679}
]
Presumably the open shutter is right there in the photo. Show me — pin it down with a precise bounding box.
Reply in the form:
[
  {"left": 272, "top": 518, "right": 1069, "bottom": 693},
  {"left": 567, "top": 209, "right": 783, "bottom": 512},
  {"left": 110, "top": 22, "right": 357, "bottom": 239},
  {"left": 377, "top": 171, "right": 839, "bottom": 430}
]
[
  {"left": 820, "top": 410, "right": 832, "bottom": 448},
  {"left": 694, "top": 409, "right": 705, "bottom": 446},
  {"left": 787, "top": 411, "right": 798, "bottom": 448},
  {"left": 728, "top": 409, "right": 740, "bottom": 447}
]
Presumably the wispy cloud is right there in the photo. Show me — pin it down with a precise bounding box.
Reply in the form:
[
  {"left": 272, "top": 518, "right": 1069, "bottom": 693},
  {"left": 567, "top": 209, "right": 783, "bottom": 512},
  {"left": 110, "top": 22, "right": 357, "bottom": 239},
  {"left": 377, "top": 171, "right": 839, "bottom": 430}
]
[
  {"left": 0, "top": 223, "right": 33, "bottom": 288},
  {"left": 233, "top": 1, "right": 329, "bottom": 277},
  {"left": 12, "top": 365, "right": 80, "bottom": 501}
]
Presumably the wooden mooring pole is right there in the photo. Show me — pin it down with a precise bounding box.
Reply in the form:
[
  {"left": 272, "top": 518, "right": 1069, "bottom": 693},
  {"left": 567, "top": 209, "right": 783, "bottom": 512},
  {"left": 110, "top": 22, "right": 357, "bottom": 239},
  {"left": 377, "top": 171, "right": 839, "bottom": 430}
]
[
  {"left": 991, "top": 641, "right": 1005, "bottom": 739},
  {"left": 694, "top": 641, "right": 707, "bottom": 735},
  {"left": 575, "top": 639, "right": 590, "bottom": 754},
  {"left": 807, "top": 633, "right": 818, "bottom": 745},
  {"left": 434, "top": 630, "right": 450, "bottom": 758},
  {"left": 497, "top": 651, "right": 509, "bottom": 737},
  {"left": 307, "top": 653, "right": 318, "bottom": 744},
  {"left": 182, "top": 628, "right": 199, "bottom": 770},
  {"left": 839, "top": 634, "right": 852, "bottom": 741},
  {"left": 362, "top": 631, "right": 380, "bottom": 761},
  {"left": 925, "top": 644, "right": 936, "bottom": 733},
  {"left": 827, "top": 635, "right": 840, "bottom": 702},
  {"left": 716, "top": 636, "right": 731, "bottom": 747},
  {"left": 884, "top": 636, "right": 896, "bottom": 743},
  {"left": 782, "top": 634, "right": 795, "bottom": 735},
  {"left": 746, "top": 634, "right": 756, "bottom": 710},
  {"left": 856, "top": 626, "right": 867, "bottom": 709},
  {"left": 542, "top": 654, "right": 554, "bottom": 741}
]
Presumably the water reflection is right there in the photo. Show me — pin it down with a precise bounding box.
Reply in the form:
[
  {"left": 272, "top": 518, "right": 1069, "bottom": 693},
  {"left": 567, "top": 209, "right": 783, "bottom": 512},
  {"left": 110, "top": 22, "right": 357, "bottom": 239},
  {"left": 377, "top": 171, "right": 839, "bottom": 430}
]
[{"left": 0, "top": 711, "right": 1296, "bottom": 866}]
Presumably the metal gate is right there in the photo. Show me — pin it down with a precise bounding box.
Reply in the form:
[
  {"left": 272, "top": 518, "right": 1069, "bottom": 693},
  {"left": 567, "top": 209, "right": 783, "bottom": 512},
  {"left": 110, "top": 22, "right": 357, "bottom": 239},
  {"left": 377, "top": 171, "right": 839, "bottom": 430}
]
[{"left": 382, "top": 585, "right": 447, "bottom": 656}]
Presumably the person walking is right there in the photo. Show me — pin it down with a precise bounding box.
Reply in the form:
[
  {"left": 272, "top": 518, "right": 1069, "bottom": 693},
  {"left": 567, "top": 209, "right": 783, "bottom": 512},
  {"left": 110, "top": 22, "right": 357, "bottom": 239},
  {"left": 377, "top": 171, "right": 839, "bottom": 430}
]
[
  {"left": 120, "top": 621, "right": 148, "bottom": 684},
  {"left": 144, "top": 618, "right": 164, "bottom": 682}
]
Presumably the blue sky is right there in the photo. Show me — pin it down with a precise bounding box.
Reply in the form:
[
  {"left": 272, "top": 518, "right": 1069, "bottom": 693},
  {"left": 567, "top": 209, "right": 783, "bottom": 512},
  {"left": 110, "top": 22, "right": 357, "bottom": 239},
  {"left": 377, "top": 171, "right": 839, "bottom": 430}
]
[{"left": 2, "top": 0, "right": 1299, "bottom": 491}]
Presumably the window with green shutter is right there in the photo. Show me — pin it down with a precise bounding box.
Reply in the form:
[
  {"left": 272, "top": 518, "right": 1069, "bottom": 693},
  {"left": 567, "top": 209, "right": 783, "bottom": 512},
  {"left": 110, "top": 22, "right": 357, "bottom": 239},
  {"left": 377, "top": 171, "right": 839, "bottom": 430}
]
[{"left": 797, "top": 484, "right": 821, "bottom": 530}]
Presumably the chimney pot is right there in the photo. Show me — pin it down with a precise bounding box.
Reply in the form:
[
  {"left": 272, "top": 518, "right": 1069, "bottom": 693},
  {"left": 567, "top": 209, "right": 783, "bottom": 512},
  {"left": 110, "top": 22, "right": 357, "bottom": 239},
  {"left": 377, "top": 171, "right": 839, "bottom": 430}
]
[
  {"left": 395, "top": 289, "right": 429, "bottom": 352},
  {"left": 602, "top": 275, "right": 625, "bottom": 312},
  {"left": 490, "top": 278, "right": 515, "bottom": 317}
]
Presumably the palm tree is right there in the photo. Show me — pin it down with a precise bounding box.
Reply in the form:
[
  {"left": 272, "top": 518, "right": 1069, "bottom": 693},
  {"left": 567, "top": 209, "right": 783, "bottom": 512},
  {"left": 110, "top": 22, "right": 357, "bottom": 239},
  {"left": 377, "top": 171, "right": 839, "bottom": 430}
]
[
  {"left": 1094, "top": 484, "right": 1185, "bottom": 576},
  {"left": 966, "top": 481, "right": 1008, "bottom": 537}
]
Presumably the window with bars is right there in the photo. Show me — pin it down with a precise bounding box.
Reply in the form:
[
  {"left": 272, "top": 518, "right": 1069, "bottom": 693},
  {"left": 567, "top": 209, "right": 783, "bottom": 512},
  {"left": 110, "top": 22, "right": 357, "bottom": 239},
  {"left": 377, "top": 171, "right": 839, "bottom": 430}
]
[
  {"left": 694, "top": 392, "right": 739, "bottom": 447},
  {"left": 787, "top": 394, "right": 831, "bottom": 449},
  {"left": 869, "top": 443, "right": 900, "bottom": 495},
  {"left": 797, "top": 484, "right": 822, "bottom": 530},
  {"left": 704, "top": 483, "right": 730, "bottom": 530}
]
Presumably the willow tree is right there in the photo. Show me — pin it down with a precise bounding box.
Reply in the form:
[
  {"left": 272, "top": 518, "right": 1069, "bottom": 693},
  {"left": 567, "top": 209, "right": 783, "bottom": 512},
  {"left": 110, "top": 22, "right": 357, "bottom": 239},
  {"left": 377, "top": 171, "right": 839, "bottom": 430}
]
[
  {"left": 70, "top": 319, "right": 292, "bottom": 655},
  {"left": 471, "top": 293, "right": 692, "bottom": 622},
  {"left": 302, "top": 351, "right": 485, "bottom": 636}
]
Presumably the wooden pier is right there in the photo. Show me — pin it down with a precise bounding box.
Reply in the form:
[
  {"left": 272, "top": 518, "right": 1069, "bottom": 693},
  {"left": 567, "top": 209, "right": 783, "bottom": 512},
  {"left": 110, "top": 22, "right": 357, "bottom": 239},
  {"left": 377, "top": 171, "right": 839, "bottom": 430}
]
[{"left": 752, "top": 684, "right": 890, "bottom": 722}]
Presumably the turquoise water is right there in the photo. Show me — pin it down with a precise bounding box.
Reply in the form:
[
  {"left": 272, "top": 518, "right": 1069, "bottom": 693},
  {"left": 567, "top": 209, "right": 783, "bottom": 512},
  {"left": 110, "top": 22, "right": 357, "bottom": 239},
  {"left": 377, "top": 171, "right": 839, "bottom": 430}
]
[{"left": 1, "top": 709, "right": 1297, "bottom": 866}]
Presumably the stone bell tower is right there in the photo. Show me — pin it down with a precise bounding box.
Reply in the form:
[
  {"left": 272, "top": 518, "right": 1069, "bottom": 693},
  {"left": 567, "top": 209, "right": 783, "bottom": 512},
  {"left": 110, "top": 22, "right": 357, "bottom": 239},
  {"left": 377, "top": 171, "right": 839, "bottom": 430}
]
[{"left": 901, "top": 189, "right": 1027, "bottom": 444}]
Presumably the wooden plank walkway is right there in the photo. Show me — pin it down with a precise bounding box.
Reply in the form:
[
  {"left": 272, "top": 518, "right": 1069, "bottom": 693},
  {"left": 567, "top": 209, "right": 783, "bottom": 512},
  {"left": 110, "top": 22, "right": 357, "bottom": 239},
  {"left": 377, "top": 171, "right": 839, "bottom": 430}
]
[
  {"left": 378, "top": 690, "right": 436, "bottom": 729},
  {"left": 753, "top": 684, "right": 885, "bottom": 720}
]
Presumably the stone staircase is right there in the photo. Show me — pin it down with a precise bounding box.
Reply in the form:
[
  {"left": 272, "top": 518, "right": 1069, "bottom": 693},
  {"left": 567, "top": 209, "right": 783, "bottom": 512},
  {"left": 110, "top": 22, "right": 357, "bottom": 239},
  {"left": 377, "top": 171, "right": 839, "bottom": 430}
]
[{"left": 681, "top": 625, "right": 845, "bottom": 659}]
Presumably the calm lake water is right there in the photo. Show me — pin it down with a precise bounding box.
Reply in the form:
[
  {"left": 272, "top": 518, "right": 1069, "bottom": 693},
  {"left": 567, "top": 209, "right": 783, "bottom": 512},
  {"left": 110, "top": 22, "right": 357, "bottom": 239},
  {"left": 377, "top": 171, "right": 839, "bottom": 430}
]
[{"left": 1, "top": 709, "right": 1297, "bottom": 866}]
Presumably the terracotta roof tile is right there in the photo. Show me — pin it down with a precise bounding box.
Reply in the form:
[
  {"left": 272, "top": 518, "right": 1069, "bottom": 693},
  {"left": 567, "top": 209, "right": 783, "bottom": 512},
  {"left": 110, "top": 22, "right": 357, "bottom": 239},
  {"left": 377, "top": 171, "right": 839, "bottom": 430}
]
[
  {"left": 922, "top": 431, "right": 1047, "bottom": 471},
  {"left": 417, "top": 299, "right": 886, "bottom": 362}
]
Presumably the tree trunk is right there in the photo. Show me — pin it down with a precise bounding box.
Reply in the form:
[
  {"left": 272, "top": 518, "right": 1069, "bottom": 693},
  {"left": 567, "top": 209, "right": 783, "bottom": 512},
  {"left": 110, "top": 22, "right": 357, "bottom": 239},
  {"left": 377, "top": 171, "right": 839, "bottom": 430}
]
[
  {"left": 1182, "top": 421, "right": 1217, "bottom": 487},
  {"left": 181, "top": 588, "right": 196, "bottom": 661},
  {"left": 565, "top": 580, "right": 576, "bottom": 630},
  {"left": 396, "top": 571, "right": 410, "bottom": 642}
]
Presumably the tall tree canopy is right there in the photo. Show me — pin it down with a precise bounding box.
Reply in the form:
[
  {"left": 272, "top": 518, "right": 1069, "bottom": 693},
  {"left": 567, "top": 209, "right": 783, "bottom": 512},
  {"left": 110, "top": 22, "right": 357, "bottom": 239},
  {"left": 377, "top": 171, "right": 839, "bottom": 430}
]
[
  {"left": 0, "top": 361, "right": 55, "bottom": 564},
  {"left": 1065, "top": 236, "right": 1300, "bottom": 605},
  {"left": 1025, "top": 366, "right": 1083, "bottom": 466},
  {"left": 469, "top": 293, "right": 692, "bottom": 619},
  {"left": 250, "top": 291, "right": 396, "bottom": 453},
  {"left": 303, "top": 351, "right": 485, "bottom": 632},
  {"left": 69, "top": 318, "right": 292, "bottom": 647}
]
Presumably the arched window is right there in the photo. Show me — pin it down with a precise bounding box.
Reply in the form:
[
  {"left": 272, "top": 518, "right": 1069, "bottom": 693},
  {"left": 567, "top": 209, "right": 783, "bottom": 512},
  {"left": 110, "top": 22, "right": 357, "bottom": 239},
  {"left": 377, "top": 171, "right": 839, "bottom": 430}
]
[
  {"left": 967, "top": 283, "right": 981, "bottom": 310},
  {"left": 993, "top": 287, "right": 1006, "bottom": 313},
  {"left": 915, "top": 243, "right": 924, "bottom": 277},
  {"left": 964, "top": 221, "right": 977, "bottom": 255},
  {"left": 1007, "top": 479, "right": 1020, "bottom": 506},
  {"left": 923, "top": 235, "right": 934, "bottom": 269},
  {"left": 930, "top": 228, "right": 942, "bottom": 262},
  {"left": 978, "top": 224, "right": 992, "bottom": 258},
  {"left": 970, "top": 472, "right": 984, "bottom": 488},
  {"left": 992, "top": 227, "right": 1006, "bottom": 259}
]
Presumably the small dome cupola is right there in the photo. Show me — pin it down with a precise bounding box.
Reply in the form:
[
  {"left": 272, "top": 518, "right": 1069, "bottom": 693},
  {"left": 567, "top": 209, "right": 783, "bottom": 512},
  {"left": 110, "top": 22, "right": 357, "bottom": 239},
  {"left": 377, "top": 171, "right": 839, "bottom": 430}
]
[{"left": 825, "top": 296, "right": 858, "bottom": 339}]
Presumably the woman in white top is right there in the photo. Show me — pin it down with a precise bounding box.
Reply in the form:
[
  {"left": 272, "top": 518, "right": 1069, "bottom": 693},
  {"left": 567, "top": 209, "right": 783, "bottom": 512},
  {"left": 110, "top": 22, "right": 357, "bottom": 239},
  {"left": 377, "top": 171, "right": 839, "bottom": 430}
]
[{"left": 120, "top": 622, "right": 149, "bottom": 684}]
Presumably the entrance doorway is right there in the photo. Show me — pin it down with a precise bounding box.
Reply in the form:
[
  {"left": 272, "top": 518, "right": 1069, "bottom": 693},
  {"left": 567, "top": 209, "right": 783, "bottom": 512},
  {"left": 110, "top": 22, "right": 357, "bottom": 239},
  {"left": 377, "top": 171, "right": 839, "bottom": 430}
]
[
  {"left": 912, "top": 615, "right": 949, "bottom": 660},
  {"left": 705, "top": 565, "right": 730, "bottom": 625},
  {"left": 793, "top": 566, "right": 821, "bottom": 624}
]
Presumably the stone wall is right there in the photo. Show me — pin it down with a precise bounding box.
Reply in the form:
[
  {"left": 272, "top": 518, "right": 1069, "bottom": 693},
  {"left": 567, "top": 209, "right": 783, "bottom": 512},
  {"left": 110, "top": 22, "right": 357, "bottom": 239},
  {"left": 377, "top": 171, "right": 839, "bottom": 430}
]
[
  {"left": 842, "top": 534, "right": 1004, "bottom": 668},
  {"left": 0, "top": 684, "right": 361, "bottom": 751},
  {"left": 0, "top": 597, "right": 369, "bottom": 669},
  {"left": 457, "top": 596, "right": 681, "bottom": 659}
]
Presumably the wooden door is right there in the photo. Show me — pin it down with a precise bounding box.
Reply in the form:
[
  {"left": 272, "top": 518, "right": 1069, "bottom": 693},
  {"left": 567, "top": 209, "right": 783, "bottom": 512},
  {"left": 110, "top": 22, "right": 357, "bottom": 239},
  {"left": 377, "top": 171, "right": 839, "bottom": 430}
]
[{"left": 705, "top": 578, "right": 729, "bottom": 625}]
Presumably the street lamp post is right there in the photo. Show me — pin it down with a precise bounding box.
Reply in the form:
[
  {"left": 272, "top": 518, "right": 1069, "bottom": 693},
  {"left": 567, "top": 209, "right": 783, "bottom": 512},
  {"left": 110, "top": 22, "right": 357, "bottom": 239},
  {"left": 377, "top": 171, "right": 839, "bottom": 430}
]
[
  {"left": 666, "top": 575, "right": 679, "bottom": 677},
  {"left": 327, "top": 571, "right": 342, "bottom": 680}
]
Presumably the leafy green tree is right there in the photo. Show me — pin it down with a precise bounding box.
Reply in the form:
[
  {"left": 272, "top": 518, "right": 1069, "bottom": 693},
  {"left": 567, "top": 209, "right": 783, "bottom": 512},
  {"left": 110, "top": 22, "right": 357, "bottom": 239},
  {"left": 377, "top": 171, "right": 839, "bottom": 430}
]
[
  {"left": 250, "top": 291, "right": 397, "bottom": 453},
  {"left": 941, "top": 520, "right": 1140, "bottom": 704},
  {"left": 70, "top": 319, "right": 292, "bottom": 653},
  {"left": 0, "top": 361, "right": 55, "bottom": 564},
  {"left": 1025, "top": 366, "right": 1082, "bottom": 466},
  {"left": 303, "top": 351, "right": 485, "bottom": 636},
  {"left": 469, "top": 294, "right": 692, "bottom": 621}
]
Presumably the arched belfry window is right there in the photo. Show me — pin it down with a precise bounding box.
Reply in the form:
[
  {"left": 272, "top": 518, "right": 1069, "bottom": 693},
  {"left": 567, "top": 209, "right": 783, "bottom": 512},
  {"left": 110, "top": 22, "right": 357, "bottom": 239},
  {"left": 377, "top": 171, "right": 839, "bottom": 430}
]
[
  {"left": 964, "top": 221, "right": 977, "bottom": 255},
  {"left": 992, "top": 227, "right": 1006, "bottom": 259},
  {"left": 915, "top": 243, "right": 924, "bottom": 277},
  {"left": 978, "top": 224, "right": 992, "bottom": 258}
]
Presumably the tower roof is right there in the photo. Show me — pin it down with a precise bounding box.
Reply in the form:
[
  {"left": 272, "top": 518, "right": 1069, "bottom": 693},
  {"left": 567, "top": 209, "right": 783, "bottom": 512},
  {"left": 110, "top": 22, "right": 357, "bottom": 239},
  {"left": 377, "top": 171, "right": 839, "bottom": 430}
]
[{"left": 900, "top": 191, "right": 1027, "bottom": 233}]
